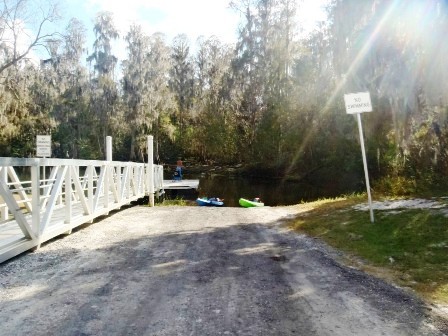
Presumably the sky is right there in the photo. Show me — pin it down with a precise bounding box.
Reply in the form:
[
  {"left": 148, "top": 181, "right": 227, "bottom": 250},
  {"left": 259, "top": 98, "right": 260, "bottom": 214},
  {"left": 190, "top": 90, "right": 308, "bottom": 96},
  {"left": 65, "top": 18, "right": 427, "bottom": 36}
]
[{"left": 55, "top": 0, "right": 328, "bottom": 62}]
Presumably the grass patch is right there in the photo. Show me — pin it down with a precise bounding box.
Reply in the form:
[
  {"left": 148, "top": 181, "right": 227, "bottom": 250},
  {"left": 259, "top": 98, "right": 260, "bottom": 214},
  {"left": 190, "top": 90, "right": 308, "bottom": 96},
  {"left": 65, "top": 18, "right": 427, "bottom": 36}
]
[
  {"left": 290, "top": 195, "right": 448, "bottom": 304},
  {"left": 156, "top": 196, "right": 192, "bottom": 206}
]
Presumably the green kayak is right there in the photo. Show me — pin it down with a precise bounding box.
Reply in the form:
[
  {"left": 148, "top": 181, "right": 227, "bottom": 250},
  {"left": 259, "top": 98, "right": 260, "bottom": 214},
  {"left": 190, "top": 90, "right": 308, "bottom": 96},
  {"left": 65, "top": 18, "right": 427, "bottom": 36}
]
[{"left": 239, "top": 198, "right": 264, "bottom": 208}]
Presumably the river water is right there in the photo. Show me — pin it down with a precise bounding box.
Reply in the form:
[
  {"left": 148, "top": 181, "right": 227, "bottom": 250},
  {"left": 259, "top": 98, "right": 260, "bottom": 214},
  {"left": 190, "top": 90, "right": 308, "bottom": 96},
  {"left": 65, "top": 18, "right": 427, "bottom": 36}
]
[{"left": 178, "top": 173, "right": 350, "bottom": 207}]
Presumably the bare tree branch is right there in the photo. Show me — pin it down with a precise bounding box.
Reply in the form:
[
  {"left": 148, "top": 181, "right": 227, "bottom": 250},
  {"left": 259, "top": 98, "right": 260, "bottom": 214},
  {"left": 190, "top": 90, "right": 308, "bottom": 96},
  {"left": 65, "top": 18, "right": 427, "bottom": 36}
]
[{"left": 0, "top": 0, "right": 60, "bottom": 74}]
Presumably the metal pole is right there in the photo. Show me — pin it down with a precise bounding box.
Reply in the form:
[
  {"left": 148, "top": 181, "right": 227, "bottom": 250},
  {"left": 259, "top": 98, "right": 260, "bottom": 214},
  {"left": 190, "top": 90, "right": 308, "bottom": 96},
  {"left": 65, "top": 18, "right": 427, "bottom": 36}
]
[
  {"left": 356, "top": 113, "right": 374, "bottom": 223},
  {"left": 147, "top": 136, "right": 155, "bottom": 207}
]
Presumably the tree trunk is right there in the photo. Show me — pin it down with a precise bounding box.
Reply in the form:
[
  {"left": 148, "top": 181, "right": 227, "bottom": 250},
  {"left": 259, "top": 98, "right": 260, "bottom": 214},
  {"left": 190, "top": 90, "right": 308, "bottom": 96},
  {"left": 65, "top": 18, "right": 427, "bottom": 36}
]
[{"left": 130, "top": 131, "right": 136, "bottom": 161}]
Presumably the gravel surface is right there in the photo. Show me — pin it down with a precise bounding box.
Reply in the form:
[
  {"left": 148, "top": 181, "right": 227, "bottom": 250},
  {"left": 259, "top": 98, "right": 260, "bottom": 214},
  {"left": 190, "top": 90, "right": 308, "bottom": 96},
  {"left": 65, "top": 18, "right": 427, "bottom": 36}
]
[{"left": 0, "top": 205, "right": 446, "bottom": 335}]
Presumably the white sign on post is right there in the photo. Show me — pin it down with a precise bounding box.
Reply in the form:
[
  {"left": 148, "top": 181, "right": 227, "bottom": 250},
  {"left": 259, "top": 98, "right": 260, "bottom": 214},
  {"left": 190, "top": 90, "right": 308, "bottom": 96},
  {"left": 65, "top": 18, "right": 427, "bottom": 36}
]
[
  {"left": 36, "top": 135, "right": 51, "bottom": 157},
  {"left": 344, "top": 92, "right": 372, "bottom": 114},
  {"left": 344, "top": 92, "right": 374, "bottom": 223}
]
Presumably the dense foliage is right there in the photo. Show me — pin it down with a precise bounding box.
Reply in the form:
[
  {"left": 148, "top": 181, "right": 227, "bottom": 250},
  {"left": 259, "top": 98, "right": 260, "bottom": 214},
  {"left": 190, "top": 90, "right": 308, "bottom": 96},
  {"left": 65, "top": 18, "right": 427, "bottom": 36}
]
[{"left": 1, "top": 0, "right": 447, "bottom": 193}]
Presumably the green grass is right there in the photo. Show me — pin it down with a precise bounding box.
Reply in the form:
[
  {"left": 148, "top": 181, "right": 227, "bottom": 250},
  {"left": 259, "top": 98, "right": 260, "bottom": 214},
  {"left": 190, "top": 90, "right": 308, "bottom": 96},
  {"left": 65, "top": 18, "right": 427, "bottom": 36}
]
[
  {"left": 290, "top": 195, "right": 448, "bottom": 304},
  {"left": 155, "top": 196, "right": 192, "bottom": 206}
]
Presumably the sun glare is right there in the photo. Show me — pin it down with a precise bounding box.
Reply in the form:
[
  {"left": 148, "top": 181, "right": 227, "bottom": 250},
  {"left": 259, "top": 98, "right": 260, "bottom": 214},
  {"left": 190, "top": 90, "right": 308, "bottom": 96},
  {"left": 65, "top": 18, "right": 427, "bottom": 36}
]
[{"left": 285, "top": 0, "right": 447, "bottom": 177}]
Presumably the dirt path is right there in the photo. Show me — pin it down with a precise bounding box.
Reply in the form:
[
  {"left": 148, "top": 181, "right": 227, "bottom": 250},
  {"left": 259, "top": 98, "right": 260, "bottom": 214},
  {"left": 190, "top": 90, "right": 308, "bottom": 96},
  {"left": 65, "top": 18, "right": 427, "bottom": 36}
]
[{"left": 0, "top": 205, "right": 445, "bottom": 335}]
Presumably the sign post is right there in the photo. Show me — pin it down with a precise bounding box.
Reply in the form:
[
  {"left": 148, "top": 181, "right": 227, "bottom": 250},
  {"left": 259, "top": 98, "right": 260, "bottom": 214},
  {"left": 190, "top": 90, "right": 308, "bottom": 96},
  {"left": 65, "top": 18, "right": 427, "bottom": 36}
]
[
  {"left": 36, "top": 135, "right": 51, "bottom": 190},
  {"left": 344, "top": 92, "right": 374, "bottom": 223}
]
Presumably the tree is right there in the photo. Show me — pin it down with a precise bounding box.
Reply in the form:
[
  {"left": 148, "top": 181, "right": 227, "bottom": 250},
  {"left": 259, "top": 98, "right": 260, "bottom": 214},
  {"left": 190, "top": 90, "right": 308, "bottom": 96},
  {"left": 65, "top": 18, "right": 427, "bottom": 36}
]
[
  {"left": 87, "top": 11, "right": 119, "bottom": 77},
  {"left": 122, "top": 24, "right": 151, "bottom": 160},
  {"left": 146, "top": 33, "right": 175, "bottom": 161},
  {"left": 169, "top": 34, "right": 194, "bottom": 150},
  {"left": 51, "top": 18, "right": 90, "bottom": 159},
  {"left": 192, "top": 36, "right": 237, "bottom": 162},
  {"left": 87, "top": 11, "right": 119, "bottom": 157},
  {"left": 231, "top": 0, "right": 261, "bottom": 155},
  {"left": 0, "top": 0, "right": 60, "bottom": 75},
  {"left": 231, "top": 0, "right": 298, "bottom": 163}
]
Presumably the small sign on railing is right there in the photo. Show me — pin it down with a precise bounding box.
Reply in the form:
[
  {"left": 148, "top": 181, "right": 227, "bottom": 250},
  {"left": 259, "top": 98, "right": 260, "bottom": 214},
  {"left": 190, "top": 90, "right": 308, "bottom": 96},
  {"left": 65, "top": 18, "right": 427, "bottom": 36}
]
[{"left": 36, "top": 135, "right": 51, "bottom": 157}]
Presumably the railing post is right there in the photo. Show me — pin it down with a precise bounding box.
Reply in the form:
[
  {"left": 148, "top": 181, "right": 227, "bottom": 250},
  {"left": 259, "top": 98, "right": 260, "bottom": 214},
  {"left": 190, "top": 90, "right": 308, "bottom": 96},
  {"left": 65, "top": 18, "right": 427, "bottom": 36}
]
[
  {"left": 106, "top": 136, "right": 112, "bottom": 161},
  {"left": 147, "top": 135, "right": 155, "bottom": 207},
  {"left": 105, "top": 136, "right": 112, "bottom": 210},
  {"left": 1, "top": 167, "right": 8, "bottom": 221},
  {"left": 31, "top": 163, "right": 41, "bottom": 244},
  {"left": 117, "top": 165, "right": 122, "bottom": 203},
  {"left": 88, "top": 165, "right": 94, "bottom": 216},
  {"left": 65, "top": 164, "right": 72, "bottom": 227},
  {"left": 126, "top": 165, "right": 131, "bottom": 200}
]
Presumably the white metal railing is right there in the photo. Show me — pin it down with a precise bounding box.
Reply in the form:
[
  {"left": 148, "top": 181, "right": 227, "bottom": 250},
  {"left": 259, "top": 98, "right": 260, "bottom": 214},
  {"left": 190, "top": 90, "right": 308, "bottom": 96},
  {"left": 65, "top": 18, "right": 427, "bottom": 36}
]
[{"left": 0, "top": 157, "right": 163, "bottom": 263}]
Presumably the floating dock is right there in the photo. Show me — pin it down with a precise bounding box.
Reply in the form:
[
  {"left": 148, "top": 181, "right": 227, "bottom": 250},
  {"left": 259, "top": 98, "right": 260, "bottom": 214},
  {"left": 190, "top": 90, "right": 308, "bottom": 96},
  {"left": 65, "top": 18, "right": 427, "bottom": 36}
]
[{"left": 162, "top": 180, "right": 199, "bottom": 190}]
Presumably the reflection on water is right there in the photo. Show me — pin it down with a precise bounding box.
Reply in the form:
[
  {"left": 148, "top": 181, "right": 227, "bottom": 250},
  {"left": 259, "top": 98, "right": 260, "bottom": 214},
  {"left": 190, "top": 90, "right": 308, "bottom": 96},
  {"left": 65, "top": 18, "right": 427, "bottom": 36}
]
[{"left": 195, "top": 174, "right": 347, "bottom": 207}]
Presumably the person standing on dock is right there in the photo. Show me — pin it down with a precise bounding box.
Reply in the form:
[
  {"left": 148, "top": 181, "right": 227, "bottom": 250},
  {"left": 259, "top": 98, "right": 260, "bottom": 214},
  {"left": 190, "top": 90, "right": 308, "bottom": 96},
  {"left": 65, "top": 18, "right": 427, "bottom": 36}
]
[
  {"left": 176, "top": 158, "right": 184, "bottom": 171},
  {"left": 173, "top": 158, "right": 184, "bottom": 180}
]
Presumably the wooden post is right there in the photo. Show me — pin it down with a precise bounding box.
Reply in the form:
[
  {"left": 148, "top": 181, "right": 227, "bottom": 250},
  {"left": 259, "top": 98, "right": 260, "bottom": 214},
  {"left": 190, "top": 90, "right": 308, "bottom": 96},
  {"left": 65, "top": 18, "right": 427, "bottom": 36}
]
[{"left": 147, "top": 136, "right": 155, "bottom": 207}]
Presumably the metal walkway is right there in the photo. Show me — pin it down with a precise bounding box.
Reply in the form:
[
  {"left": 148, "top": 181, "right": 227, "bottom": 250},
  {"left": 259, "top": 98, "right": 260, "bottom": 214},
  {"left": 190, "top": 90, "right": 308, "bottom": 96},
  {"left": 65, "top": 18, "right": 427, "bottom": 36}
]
[{"left": 0, "top": 157, "right": 164, "bottom": 263}]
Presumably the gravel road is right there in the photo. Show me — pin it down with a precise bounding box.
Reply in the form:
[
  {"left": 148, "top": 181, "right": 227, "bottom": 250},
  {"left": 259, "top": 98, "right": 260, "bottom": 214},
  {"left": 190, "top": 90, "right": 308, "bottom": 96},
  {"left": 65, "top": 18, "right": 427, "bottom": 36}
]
[{"left": 0, "top": 205, "right": 446, "bottom": 335}]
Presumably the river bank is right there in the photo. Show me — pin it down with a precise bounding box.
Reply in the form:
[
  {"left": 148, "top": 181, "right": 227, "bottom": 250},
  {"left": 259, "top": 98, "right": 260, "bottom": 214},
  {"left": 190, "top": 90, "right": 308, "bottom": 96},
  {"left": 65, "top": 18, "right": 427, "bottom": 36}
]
[{"left": 291, "top": 194, "right": 448, "bottom": 331}]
